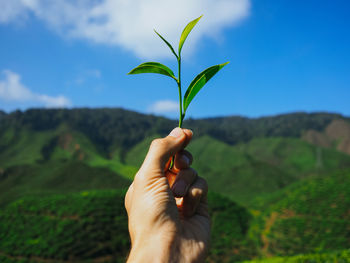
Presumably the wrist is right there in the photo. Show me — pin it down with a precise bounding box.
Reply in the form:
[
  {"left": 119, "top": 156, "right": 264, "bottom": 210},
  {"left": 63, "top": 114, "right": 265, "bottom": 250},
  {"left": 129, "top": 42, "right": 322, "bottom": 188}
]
[{"left": 127, "top": 234, "right": 178, "bottom": 263}]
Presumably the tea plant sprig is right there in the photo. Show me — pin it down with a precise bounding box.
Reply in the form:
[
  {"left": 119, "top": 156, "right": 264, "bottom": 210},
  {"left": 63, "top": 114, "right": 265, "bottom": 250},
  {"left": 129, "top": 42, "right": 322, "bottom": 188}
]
[{"left": 128, "top": 15, "right": 229, "bottom": 128}]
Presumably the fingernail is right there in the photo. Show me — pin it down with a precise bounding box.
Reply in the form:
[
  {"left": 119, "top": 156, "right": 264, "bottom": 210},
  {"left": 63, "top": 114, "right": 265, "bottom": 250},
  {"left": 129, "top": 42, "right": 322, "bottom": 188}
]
[
  {"left": 181, "top": 155, "right": 190, "bottom": 165},
  {"left": 172, "top": 179, "right": 187, "bottom": 197},
  {"left": 169, "top": 127, "right": 183, "bottom": 138},
  {"left": 185, "top": 129, "right": 193, "bottom": 136}
]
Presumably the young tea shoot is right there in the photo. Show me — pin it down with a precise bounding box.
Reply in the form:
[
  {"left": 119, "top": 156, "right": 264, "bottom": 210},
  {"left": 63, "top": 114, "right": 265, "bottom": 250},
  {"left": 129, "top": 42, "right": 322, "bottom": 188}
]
[{"left": 128, "top": 15, "right": 229, "bottom": 128}]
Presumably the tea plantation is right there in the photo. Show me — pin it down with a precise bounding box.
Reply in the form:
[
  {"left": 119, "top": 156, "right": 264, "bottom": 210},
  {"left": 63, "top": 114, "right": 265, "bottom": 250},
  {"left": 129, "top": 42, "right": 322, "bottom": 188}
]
[
  {"left": 1, "top": 109, "right": 350, "bottom": 262},
  {"left": 0, "top": 190, "right": 250, "bottom": 263}
]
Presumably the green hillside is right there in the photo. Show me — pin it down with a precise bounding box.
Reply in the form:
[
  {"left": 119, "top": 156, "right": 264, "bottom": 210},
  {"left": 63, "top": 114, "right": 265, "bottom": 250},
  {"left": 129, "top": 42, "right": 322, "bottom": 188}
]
[
  {"left": 191, "top": 136, "right": 350, "bottom": 205},
  {"left": 248, "top": 168, "right": 350, "bottom": 257},
  {"left": 1, "top": 109, "right": 346, "bottom": 150},
  {"left": 1, "top": 109, "right": 350, "bottom": 262},
  {"left": 242, "top": 249, "right": 350, "bottom": 263},
  {"left": 238, "top": 137, "right": 350, "bottom": 175},
  {"left": 0, "top": 127, "right": 56, "bottom": 168},
  {"left": 0, "top": 190, "right": 249, "bottom": 263},
  {"left": 125, "top": 134, "right": 350, "bottom": 205},
  {"left": 0, "top": 125, "right": 138, "bottom": 180},
  {"left": 125, "top": 135, "right": 159, "bottom": 168},
  {"left": 0, "top": 190, "right": 130, "bottom": 263},
  {"left": 207, "top": 192, "right": 257, "bottom": 262},
  {"left": 0, "top": 161, "right": 130, "bottom": 207},
  {"left": 187, "top": 136, "right": 294, "bottom": 205}
]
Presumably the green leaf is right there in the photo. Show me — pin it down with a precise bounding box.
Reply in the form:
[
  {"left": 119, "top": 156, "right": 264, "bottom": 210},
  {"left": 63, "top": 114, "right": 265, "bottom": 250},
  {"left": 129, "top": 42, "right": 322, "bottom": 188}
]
[
  {"left": 154, "top": 30, "right": 178, "bottom": 59},
  {"left": 128, "top": 62, "right": 177, "bottom": 81},
  {"left": 178, "top": 15, "right": 203, "bottom": 55},
  {"left": 183, "top": 62, "right": 229, "bottom": 112}
]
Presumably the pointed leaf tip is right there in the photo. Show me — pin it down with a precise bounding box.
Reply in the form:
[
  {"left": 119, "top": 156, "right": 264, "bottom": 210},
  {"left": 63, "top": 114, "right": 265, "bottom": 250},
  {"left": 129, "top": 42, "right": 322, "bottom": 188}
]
[
  {"left": 183, "top": 61, "right": 229, "bottom": 112},
  {"left": 154, "top": 30, "right": 178, "bottom": 59},
  {"left": 178, "top": 15, "right": 203, "bottom": 55}
]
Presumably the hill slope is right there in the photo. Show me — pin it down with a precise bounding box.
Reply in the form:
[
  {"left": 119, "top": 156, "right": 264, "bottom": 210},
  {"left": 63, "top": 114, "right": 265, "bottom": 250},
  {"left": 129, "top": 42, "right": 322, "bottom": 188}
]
[
  {"left": 302, "top": 119, "right": 350, "bottom": 155},
  {"left": 1, "top": 108, "right": 350, "bottom": 262},
  {"left": 249, "top": 168, "right": 350, "bottom": 257},
  {"left": 126, "top": 135, "right": 350, "bottom": 205},
  {"left": 1, "top": 109, "right": 348, "bottom": 152},
  {"left": 0, "top": 190, "right": 250, "bottom": 263},
  {"left": 0, "top": 160, "right": 131, "bottom": 207}
]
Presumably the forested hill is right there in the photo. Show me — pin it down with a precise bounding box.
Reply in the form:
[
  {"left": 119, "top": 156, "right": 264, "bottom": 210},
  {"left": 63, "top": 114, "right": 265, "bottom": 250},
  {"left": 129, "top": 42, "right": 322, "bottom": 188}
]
[
  {"left": 186, "top": 111, "right": 347, "bottom": 144},
  {"left": 0, "top": 110, "right": 6, "bottom": 120},
  {"left": 1, "top": 108, "right": 350, "bottom": 262},
  {"left": 0, "top": 108, "right": 347, "bottom": 152}
]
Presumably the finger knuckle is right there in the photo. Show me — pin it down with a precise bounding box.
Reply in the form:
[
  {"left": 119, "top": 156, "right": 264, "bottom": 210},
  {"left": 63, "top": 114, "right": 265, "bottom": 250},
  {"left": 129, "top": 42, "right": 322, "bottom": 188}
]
[
  {"left": 182, "top": 150, "right": 193, "bottom": 163},
  {"left": 150, "top": 138, "right": 162, "bottom": 148},
  {"left": 192, "top": 187, "right": 203, "bottom": 197},
  {"left": 150, "top": 138, "right": 168, "bottom": 151}
]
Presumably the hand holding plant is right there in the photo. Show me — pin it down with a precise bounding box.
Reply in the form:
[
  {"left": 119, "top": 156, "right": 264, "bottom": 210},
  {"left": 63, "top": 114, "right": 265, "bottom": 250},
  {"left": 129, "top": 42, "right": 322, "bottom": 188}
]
[
  {"left": 126, "top": 18, "right": 222, "bottom": 262},
  {"left": 125, "top": 128, "right": 210, "bottom": 263}
]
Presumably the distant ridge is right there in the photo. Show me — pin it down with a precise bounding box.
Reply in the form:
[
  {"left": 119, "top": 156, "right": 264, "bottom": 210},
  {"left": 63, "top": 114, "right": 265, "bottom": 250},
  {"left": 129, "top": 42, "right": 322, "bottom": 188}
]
[{"left": 1, "top": 108, "right": 348, "bottom": 150}]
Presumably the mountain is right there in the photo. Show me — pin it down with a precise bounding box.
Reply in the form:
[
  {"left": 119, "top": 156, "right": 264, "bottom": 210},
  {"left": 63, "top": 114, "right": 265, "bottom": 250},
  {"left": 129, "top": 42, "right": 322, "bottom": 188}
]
[
  {"left": 186, "top": 112, "right": 346, "bottom": 145},
  {"left": 2, "top": 108, "right": 349, "bottom": 205},
  {"left": 302, "top": 119, "right": 350, "bottom": 155},
  {"left": 0, "top": 108, "right": 350, "bottom": 262},
  {"left": 1, "top": 109, "right": 347, "bottom": 152},
  {"left": 0, "top": 108, "right": 175, "bottom": 157},
  {"left": 0, "top": 110, "right": 6, "bottom": 121}
]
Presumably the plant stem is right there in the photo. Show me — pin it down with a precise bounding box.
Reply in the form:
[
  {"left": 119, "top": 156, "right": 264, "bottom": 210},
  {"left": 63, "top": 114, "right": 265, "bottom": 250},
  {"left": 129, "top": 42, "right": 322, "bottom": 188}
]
[
  {"left": 170, "top": 57, "right": 183, "bottom": 170},
  {"left": 177, "top": 57, "right": 183, "bottom": 128}
]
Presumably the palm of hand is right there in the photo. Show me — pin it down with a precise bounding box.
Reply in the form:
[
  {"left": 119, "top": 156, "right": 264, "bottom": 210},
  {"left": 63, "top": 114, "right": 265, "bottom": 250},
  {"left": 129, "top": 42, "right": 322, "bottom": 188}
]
[{"left": 141, "top": 175, "right": 210, "bottom": 263}]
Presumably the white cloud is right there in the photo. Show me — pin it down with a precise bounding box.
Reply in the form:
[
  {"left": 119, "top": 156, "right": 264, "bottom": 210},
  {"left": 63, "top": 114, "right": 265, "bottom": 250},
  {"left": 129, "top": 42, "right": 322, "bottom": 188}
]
[
  {"left": 0, "top": 70, "right": 71, "bottom": 108},
  {"left": 148, "top": 100, "right": 178, "bottom": 114},
  {"left": 0, "top": 0, "right": 28, "bottom": 23},
  {"left": 0, "top": 0, "right": 250, "bottom": 59},
  {"left": 36, "top": 94, "right": 71, "bottom": 108}
]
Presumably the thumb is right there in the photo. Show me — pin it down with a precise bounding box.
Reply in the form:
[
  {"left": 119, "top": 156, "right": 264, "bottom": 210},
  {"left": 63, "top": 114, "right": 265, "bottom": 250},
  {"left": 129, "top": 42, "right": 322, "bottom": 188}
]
[{"left": 138, "top": 127, "right": 188, "bottom": 177}]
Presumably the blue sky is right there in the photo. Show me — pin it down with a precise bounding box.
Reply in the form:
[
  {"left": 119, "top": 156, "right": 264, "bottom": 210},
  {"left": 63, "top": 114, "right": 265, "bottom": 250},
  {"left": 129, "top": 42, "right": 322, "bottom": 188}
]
[{"left": 0, "top": 0, "right": 349, "bottom": 119}]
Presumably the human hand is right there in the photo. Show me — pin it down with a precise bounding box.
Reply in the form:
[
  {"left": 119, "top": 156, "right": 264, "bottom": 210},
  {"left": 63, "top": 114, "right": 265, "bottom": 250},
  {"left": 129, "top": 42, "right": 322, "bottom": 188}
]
[{"left": 125, "top": 128, "right": 210, "bottom": 263}]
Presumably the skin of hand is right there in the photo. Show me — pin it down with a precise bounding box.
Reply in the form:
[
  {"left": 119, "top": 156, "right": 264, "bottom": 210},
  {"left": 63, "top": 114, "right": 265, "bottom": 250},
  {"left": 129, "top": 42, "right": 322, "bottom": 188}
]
[{"left": 125, "top": 127, "right": 210, "bottom": 263}]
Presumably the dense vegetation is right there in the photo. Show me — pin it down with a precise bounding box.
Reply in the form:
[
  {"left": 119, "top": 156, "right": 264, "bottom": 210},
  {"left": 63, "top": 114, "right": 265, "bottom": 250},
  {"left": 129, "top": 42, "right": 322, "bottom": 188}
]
[
  {"left": 0, "top": 109, "right": 345, "bottom": 154},
  {"left": 242, "top": 249, "right": 350, "bottom": 263},
  {"left": 126, "top": 135, "right": 350, "bottom": 205},
  {"left": 0, "top": 161, "right": 130, "bottom": 207},
  {"left": 249, "top": 169, "right": 350, "bottom": 257},
  {"left": 0, "top": 190, "right": 130, "bottom": 263},
  {"left": 0, "top": 108, "right": 349, "bottom": 262},
  {"left": 0, "top": 190, "right": 249, "bottom": 263}
]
